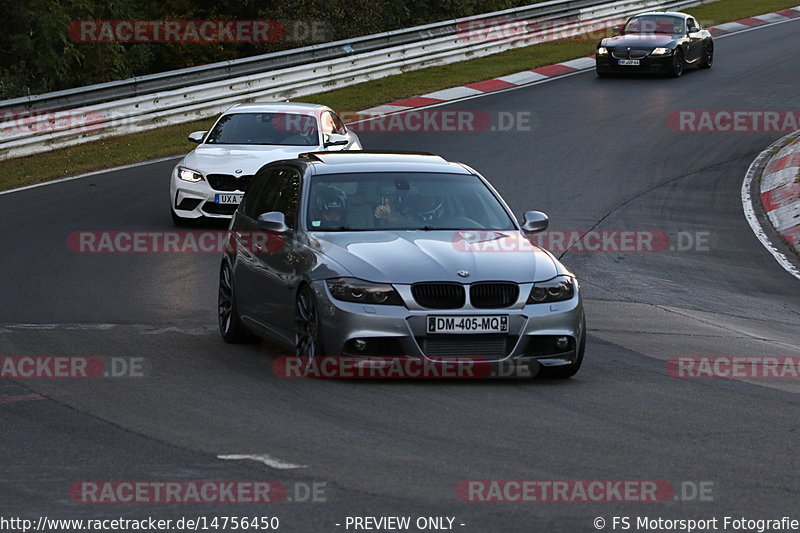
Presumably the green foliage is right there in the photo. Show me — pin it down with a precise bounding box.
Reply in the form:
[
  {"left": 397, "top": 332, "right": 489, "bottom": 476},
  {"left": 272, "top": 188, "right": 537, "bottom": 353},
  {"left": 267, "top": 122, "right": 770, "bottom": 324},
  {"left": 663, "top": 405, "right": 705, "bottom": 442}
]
[{"left": 0, "top": 0, "right": 534, "bottom": 99}]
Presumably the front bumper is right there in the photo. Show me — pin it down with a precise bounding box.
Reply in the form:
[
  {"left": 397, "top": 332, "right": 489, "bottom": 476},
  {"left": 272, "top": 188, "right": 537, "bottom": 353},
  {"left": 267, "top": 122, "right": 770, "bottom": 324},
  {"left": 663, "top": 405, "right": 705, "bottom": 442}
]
[
  {"left": 169, "top": 170, "right": 244, "bottom": 220},
  {"left": 596, "top": 54, "right": 674, "bottom": 74},
  {"left": 311, "top": 280, "right": 585, "bottom": 368}
]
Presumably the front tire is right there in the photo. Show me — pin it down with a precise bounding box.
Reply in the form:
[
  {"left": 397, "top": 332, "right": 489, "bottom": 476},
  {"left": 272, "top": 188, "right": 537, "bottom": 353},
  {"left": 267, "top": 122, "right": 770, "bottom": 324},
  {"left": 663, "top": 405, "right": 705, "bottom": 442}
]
[
  {"left": 295, "top": 284, "right": 326, "bottom": 357},
  {"left": 218, "top": 259, "right": 251, "bottom": 343},
  {"left": 670, "top": 49, "right": 684, "bottom": 78},
  {"left": 699, "top": 43, "right": 713, "bottom": 68}
]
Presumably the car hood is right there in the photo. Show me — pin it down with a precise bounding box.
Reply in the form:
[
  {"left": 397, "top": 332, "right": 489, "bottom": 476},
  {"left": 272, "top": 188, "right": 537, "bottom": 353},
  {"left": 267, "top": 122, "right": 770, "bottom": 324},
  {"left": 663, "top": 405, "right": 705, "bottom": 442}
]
[
  {"left": 602, "top": 33, "right": 675, "bottom": 48},
  {"left": 181, "top": 144, "right": 318, "bottom": 174},
  {"left": 312, "top": 230, "right": 558, "bottom": 284}
]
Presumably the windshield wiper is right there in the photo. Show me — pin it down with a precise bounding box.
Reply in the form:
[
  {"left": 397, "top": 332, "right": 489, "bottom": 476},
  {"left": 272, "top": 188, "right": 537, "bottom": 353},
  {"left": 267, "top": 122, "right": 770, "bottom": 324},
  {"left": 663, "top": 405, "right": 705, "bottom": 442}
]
[
  {"left": 323, "top": 226, "right": 357, "bottom": 232},
  {"left": 419, "top": 226, "right": 479, "bottom": 231}
]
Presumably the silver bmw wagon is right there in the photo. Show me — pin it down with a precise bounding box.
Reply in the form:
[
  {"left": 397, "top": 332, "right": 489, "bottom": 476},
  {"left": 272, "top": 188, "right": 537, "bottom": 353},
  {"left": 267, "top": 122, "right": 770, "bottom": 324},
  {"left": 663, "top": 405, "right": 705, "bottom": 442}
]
[{"left": 218, "top": 151, "right": 585, "bottom": 378}]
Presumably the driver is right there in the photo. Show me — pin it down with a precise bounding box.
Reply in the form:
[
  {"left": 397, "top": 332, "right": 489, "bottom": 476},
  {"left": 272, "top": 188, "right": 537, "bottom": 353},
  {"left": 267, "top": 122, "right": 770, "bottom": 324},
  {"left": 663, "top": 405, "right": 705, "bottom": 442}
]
[{"left": 313, "top": 185, "right": 348, "bottom": 226}]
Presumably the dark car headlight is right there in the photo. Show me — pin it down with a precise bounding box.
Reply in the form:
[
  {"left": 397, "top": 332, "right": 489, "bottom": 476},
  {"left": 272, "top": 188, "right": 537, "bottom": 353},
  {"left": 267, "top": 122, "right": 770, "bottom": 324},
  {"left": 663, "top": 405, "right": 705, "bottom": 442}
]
[
  {"left": 597, "top": 46, "right": 609, "bottom": 56},
  {"left": 527, "top": 275, "right": 575, "bottom": 304},
  {"left": 326, "top": 278, "right": 403, "bottom": 306},
  {"left": 651, "top": 47, "right": 672, "bottom": 56}
]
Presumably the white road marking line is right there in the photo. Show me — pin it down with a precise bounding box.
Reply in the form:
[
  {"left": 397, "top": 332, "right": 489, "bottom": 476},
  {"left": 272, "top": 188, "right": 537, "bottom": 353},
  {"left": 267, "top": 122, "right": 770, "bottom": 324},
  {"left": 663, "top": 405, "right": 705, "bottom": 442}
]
[
  {"left": 0, "top": 155, "right": 182, "bottom": 196},
  {"left": 217, "top": 454, "right": 306, "bottom": 470},
  {"left": 0, "top": 323, "right": 216, "bottom": 334},
  {"left": 2, "top": 323, "right": 116, "bottom": 330}
]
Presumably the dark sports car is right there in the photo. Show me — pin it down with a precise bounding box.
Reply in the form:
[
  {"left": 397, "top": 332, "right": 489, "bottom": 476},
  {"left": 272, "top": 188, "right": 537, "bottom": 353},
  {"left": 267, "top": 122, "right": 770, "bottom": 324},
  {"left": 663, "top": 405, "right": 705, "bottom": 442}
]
[{"left": 595, "top": 12, "right": 714, "bottom": 77}]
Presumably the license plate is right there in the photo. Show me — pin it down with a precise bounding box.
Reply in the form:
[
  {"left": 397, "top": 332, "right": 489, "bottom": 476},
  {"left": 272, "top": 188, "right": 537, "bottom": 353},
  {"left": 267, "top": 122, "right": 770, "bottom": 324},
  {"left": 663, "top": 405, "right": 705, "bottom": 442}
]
[
  {"left": 427, "top": 315, "right": 509, "bottom": 334},
  {"left": 215, "top": 194, "right": 243, "bottom": 204},
  {"left": 618, "top": 59, "right": 640, "bottom": 66}
]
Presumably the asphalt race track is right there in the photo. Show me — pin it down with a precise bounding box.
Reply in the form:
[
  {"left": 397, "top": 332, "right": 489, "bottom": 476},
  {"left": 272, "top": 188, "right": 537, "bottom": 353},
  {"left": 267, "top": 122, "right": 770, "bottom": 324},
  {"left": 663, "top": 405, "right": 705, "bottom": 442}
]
[{"left": 2, "top": 18, "right": 800, "bottom": 532}]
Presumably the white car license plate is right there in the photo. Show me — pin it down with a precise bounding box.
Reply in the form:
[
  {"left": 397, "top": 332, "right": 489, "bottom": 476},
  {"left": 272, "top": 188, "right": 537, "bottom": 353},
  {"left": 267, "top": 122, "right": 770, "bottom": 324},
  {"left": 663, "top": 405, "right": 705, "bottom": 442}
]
[
  {"left": 427, "top": 315, "right": 509, "bottom": 334},
  {"left": 215, "top": 194, "right": 243, "bottom": 205},
  {"left": 618, "top": 59, "right": 640, "bottom": 66}
]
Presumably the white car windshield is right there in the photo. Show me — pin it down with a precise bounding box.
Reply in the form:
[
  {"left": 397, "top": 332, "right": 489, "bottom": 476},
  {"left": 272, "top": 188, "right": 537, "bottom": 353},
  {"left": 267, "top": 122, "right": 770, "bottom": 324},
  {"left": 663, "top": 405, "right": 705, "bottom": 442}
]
[{"left": 205, "top": 112, "right": 319, "bottom": 146}]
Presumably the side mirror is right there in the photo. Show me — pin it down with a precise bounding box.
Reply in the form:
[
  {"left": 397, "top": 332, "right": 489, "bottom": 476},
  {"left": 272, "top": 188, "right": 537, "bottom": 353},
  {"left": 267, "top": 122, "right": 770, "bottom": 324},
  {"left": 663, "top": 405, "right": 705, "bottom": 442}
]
[
  {"left": 324, "top": 133, "right": 349, "bottom": 148},
  {"left": 188, "top": 131, "right": 207, "bottom": 144},
  {"left": 688, "top": 26, "right": 700, "bottom": 34},
  {"left": 612, "top": 25, "right": 623, "bottom": 35},
  {"left": 521, "top": 211, "right": 549, "bottom": 232},
  {"left": 257, "top": 212, "right": 290, "bottom": 233}
]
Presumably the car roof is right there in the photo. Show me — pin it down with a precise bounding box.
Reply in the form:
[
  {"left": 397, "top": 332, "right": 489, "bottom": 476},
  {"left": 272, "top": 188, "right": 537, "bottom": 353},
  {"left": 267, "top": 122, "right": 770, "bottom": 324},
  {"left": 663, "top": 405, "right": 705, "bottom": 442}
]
[
  {"left": 223, "top": 102, "right": 328, "bottom": 115},
  {"left": 632, "top": 12, "right": 689, "bottom": 18},
  {"left": 297, "top": 151, "right": 473, "bottom": 175}
]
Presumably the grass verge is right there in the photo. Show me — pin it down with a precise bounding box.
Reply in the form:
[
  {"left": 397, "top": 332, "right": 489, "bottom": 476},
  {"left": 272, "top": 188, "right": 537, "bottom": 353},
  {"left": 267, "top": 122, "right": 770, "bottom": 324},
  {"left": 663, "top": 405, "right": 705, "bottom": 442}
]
[{"left": 2, "top": 0, "right": 798, "bottom": 191}]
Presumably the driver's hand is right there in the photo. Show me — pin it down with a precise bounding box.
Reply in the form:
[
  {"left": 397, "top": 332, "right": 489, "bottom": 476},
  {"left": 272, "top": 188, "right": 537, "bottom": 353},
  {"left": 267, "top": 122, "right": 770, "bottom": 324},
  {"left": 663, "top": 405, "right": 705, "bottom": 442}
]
[{"left": 374, "top": 198, "right": 393, "bottom": 220}]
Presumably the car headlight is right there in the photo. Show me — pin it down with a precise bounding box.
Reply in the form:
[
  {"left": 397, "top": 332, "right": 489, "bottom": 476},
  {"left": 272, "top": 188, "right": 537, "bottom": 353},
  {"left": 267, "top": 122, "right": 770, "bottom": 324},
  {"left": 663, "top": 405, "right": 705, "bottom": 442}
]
[
  {"left": 651, "top": 47, "right": 672, "bottom": 56},
  {"left": 527, "top": 275, "right": 575, "bottom": 304},
  {"left": 597, "top": 46, "right": 609, "bottom": 56},
  {"left": 326, "top": 278, "right": 404, "bottom": 306},
  {"left": 178, "top": 167, "right": 204, "bottom": 182}
]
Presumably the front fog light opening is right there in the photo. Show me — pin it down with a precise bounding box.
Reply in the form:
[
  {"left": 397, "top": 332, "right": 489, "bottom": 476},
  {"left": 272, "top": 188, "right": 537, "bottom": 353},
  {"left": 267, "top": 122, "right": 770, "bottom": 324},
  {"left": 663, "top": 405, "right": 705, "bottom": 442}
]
[{"left": 555, "top": 336, "right": 570, "bottom": 350}]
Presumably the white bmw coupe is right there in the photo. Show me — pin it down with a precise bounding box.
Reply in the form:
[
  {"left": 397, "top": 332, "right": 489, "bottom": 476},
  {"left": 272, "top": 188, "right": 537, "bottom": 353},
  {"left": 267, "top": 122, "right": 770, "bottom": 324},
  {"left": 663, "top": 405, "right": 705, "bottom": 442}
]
[{"left": 170, "top": 102, "right": 361, "bottom": 224}]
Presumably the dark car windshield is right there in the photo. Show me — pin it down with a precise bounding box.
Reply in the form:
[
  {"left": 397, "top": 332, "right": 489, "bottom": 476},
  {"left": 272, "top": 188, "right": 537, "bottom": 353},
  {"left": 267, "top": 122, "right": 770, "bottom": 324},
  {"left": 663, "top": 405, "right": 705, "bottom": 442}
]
[
  {"left": 624, "top": 15, "right": 684, "bottom": 35},
  {"left": 307, "top": 172, "right": 517, "bottom": 231},
  {"left": 205, "top": 112, "right": 319, "bottom": 146}
]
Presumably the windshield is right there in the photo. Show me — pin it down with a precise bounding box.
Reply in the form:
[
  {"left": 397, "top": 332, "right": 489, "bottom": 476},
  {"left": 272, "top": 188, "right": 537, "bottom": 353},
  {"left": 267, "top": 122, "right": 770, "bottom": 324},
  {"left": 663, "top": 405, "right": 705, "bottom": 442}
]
[
  {"left": 307, "top": 172, "right": 516, "bottom": 231},
  {"left": 205, "top": 112, "right": 319, "bottom": 146},
  {"left": 624, "top": 15, "right": 684, "bottom": 35}
]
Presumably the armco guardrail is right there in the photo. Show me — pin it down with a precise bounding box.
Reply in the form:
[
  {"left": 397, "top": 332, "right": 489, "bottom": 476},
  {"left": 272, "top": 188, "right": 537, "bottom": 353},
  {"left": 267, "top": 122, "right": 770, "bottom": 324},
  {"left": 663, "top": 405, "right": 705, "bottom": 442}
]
[{"left": 0, "top": 0, "right": 708, "bottom": 160}]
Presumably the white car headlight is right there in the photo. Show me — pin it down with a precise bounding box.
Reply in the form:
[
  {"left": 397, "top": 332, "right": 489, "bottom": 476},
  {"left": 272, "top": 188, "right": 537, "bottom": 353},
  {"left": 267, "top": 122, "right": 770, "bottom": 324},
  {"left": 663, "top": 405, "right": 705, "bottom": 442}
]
[
  {"left": 651, "top": 47, "right": 672, "bottom": 56},
  {"left": 597, "top": 47, "right": 609, "bottom": 56},
  {"left": 178, "top": 167, "right": 204, "bottom": 183}
]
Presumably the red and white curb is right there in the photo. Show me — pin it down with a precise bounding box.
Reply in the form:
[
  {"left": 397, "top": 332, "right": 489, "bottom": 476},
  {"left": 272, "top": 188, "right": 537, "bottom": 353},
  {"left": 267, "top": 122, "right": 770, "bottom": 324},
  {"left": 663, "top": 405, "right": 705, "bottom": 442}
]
[
  {"left": 742, "top": 131, "right": 800, "bottom": 282},
  {"left": 760, "top": 137, "right": 800, "bottom": 252},
  {"left": 360, "top": 7, "right": 800, "bottom": 116}
]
